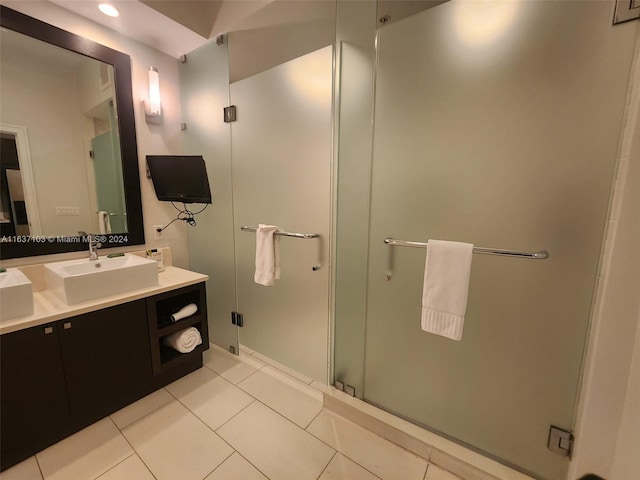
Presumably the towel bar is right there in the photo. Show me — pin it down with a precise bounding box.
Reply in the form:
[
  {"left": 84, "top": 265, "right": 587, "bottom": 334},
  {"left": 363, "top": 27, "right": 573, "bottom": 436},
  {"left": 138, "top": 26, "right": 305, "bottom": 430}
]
[
  {"left": 241, "top": 225, "right": 319, "bottom": 239},
  {"left": 383, "top": 238, "right": 549, "bottom": 260}
]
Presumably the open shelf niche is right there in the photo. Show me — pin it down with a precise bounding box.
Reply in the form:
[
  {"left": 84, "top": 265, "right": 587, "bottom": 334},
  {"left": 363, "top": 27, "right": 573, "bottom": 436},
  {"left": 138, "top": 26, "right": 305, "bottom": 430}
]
[{"left": 146, "top": 283, "right": 209, "bottom": 375}]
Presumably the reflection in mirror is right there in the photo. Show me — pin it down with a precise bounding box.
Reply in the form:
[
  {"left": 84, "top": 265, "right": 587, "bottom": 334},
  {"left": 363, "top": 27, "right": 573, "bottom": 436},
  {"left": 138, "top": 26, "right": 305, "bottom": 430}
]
[
  {"left": 1, "top": 129, "right": 35, "bottom": 237},
  {"left": 0, "top": 27, "right": 125, "bottom": 238},
  {"left": 0, "top": 6, "right": 144, "bottom": 259}
]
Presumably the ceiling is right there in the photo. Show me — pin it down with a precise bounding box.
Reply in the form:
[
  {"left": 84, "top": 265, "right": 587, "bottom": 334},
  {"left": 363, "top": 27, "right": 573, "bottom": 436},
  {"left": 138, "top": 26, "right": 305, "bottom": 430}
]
[
  {"left": 140, "top": 0, "right": 225, "bottom": 38},
  {"left": 44, "top": 0, "right": 319, "bottom": 59},
  {"left": 51, "top": 0, "right": 338, "bottom": 82},
  {"left": 45, "top": 0, "right": 248, "bottom": 58},
  {"left": 0, "top": 0, "right": 278, "bottom": 59},
  {"left": 1, "top": 0, "right": 446, "bottom": 79},
  {"left": 5, "top": 1, "right": 446, "bottom": 60}
]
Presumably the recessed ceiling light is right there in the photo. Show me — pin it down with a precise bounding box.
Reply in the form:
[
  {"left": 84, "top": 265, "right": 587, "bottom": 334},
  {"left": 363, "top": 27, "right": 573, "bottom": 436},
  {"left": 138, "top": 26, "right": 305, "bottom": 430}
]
[{"left": 98, "top": 3, "right": 119, "bottom": 18}]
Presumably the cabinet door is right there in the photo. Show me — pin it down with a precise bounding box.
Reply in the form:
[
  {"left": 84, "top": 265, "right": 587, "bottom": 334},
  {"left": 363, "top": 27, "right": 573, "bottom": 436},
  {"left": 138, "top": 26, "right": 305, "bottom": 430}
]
[
  {"left": 58, "top": 300, "right": 152, "bottom": 425},
  {"left": 0, "top": 323, "right": 70, "bottom": 470}
]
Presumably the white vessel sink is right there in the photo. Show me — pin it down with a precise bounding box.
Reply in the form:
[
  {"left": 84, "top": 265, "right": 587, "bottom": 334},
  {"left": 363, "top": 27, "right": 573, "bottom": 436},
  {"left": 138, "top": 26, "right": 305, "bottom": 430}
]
[
  {"left": 45, "top": 254, "right": 159, "bottom": 305},
  {"left": 0, "top": 268, "right": 34, "bottom": 321}
]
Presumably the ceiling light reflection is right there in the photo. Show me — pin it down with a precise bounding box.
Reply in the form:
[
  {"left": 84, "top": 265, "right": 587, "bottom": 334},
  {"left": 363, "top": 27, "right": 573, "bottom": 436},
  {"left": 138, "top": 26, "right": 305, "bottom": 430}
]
[{"left": 453, "top": 0, "right": 518, "bottom": 47}]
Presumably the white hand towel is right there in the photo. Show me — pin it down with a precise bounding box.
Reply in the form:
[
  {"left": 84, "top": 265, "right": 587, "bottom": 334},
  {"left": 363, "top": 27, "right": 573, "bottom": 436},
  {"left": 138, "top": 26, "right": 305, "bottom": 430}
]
[
  {"left": 421, "top": 239, "right": 473, "bottom": 341},
  {"left": 254, "top": 224, "right": 281, "bottom": 286},
  {"left": 163, "top": 327, "right": 202, "bottom": 353},
  {"left": 98, "top": 211, "right": 112, "bottom": 234}
]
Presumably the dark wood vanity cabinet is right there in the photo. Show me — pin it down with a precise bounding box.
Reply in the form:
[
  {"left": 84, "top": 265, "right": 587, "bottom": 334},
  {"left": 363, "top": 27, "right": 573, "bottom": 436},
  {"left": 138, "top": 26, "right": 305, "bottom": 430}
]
[
  {"left": 57, "top": 300, "right": 153, "bottom": 425},
  {"left": 0, "top": 300, "right": 150, "bottom": 470},
  {"left": 0, "top": 322, "right": 71, "bottom": 470},
  {"left": 0, "top": 282, "right": 209, "bottom": 472}
]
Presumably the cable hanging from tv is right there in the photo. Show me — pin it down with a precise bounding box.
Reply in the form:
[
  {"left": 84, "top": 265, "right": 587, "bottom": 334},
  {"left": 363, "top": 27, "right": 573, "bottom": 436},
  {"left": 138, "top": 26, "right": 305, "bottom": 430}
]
[
  {"left": 156, "top": 202, "right": 209, "bottom": 233},
  {"left": 146, "top": 154, "right": 212, "bottom": 233}
]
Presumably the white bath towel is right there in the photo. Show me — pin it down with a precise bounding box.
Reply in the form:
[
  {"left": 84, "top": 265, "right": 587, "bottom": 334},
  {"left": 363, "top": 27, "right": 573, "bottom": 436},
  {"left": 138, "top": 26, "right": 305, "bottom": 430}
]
[
  {"left": 98, "top": 211, "right": 112, "bottom": 234},
  {"left": 163, "top": 327, "right": 202, "bottom": 353},
  {"left": 254, "top": 224, "right": 281, "bottom": 286},
  {"left": 421, "top": 239, "right": 473, "bottom": 341}
]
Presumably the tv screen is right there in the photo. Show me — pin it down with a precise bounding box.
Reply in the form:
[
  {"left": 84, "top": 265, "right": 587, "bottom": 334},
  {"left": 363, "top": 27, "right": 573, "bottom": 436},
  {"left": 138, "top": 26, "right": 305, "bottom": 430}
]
[{"left": 146, "top": 155, "right": 212, "bottom": 204}]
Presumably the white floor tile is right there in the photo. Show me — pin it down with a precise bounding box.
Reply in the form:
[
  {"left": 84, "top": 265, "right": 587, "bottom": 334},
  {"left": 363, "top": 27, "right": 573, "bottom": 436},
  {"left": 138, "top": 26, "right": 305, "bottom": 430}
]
[
  {"left": 217, "top": 401, "right": 335, "bottom": 480},
  {"left": 96, "top": 455, "right": 155, "bottom": 480},
  {"left": 122, "top": 400, "right": 233, "bottom": 480},
  {"left": 319, "top": 453, "right": 381, "bottom": 480},
  {"left": 36, "top": 418, "right": 133, "bottom": 480},
  {"left": 425, "top": 464, "right": 461, "bottom": 480},
  {"left": 0, "top": 456, "right": 42, "bottom": 480},
  {"left": 262, "top": 365, "right": 324, "bottom": 401},
  {"left": 110, "top": 388, "right": 173, "bottom": 430},
  {"left": 307, "top": 411, "right": 428, "bottom": 480},
  {"left": 165, "top": 366, "right": 254, "bottom": 430},
  {"left": 238, "top": 367, "right": 323, "bottom": 428},
  {"left": 252, "top": 351, "right": 315, "bottom": 384},
  {"left": 205, "top": 452, "right": 268, "bottom": 480},
  {"left": 239, "top": 349, "right": 266, "bottom": 366},
  {"left": 204, "top": 345, "right": 263, "bottom": 384}
]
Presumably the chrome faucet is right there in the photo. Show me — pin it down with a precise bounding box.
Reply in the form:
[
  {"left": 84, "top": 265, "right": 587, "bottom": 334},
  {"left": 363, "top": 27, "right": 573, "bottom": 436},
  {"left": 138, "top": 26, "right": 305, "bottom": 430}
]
[{"left": 79, "top": 232, "right": 102, "bottom": 260}]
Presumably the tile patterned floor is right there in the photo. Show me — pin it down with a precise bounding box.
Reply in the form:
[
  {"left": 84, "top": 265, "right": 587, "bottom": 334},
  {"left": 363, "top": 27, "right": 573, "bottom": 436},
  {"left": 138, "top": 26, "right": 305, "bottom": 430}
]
[{"left": 0, "top": 346, "right": 460, "bottom": 480}]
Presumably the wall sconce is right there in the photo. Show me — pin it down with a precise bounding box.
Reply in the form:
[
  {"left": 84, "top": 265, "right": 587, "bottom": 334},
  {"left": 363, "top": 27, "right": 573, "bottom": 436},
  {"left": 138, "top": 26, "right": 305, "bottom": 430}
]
[{"left": 144, "top": 66, "right": 162, "bottom": 124}]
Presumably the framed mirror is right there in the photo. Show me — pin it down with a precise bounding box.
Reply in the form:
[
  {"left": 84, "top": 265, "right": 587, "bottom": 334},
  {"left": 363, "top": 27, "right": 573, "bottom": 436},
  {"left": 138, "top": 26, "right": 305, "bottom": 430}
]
[{"left": 0, "top": 6, "right": 144, "bottom": 259}]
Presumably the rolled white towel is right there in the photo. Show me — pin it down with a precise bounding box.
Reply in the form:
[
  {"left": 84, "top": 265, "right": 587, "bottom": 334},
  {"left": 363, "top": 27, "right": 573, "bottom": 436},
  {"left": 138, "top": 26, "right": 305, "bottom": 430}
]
[
  {"left": 171, "top": 303, "right": 198, "bottom": 322},
  {"left": 163, "top": 326, "right": 202, "bottom": 353}
]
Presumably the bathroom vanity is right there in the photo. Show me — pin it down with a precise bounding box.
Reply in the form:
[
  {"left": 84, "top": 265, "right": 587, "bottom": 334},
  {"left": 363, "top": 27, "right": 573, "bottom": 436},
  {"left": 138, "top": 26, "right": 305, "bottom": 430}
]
[
  {"left": 0, "top": 7, "right": 211, "bottom": 472},
  {"left": 0, "top": 263, "right": 209, "bottom": 471}
]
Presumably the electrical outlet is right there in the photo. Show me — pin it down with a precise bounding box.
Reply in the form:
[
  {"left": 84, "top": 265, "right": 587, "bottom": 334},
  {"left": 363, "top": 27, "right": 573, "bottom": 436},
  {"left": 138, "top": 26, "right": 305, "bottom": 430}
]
[
  {"left": 55, "top": 206, "right": 80, "bottom": 216},
  {"left": 153, "top": 225, "right": 163, "bottom": 240}
]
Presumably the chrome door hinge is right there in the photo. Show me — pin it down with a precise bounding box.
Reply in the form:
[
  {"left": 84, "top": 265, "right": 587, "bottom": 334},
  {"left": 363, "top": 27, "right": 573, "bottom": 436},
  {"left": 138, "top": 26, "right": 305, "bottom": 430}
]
[
  {"left": 548, "top": 426, "right": 574, "bottom": 458},
  {"left": 223, "top": 105, "right": 237, "bottom": 123},
  {"left": 334, "top": 380, "right": 356, "bottom": 397},
  {"left": 231, "top": 311, "right": 244, "bottom": 327}
]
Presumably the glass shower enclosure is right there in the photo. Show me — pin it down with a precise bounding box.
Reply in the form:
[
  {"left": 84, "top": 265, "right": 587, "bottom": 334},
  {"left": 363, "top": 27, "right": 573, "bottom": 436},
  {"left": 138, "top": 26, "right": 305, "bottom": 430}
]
[
  {"left": 181, "top": 7, "right": 335, "bottom": 385},
  {"left": 334, "top": 1, "right": 637, "bottom": 479},
  {"left": 180, "top": 1, "right": 638, "bottom": 478}
]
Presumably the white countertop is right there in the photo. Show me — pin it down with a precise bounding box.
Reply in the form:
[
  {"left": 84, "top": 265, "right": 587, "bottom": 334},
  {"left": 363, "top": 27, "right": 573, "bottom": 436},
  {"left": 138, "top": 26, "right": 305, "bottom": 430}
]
[{"left": 0, "top": 266, "right": 208, "bottom": 335}]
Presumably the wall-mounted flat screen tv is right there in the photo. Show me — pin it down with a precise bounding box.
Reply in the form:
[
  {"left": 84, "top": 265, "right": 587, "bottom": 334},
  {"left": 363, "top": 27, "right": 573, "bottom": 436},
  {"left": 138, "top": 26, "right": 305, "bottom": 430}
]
[{"left": 146, "top": 155, "right": 212, "bottom": 204}]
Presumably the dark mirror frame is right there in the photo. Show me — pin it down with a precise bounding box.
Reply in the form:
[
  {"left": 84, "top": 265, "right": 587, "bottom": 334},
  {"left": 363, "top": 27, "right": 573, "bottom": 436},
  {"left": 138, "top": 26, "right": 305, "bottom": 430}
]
[{"left": 0, "top": 6, "right": 145, "bottom": 259}]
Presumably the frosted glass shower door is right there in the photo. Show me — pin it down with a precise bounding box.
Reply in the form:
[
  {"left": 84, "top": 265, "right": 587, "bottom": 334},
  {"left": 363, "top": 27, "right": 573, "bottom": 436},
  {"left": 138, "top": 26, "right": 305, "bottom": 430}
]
[
  {"left": 230, "top": 46, "right": 333, "bottom": 382},
  {"left": 181, "top": 40, "right": 238, "bottom": 354},
  {"left": 91, "top": 133, "right": 125, "bottom": 232},
  {"left": 362, "top": 2, "right": 636, "bottom": 479},
  {"left": 92, "top": 103, "right": 126, "bottom": 233}
]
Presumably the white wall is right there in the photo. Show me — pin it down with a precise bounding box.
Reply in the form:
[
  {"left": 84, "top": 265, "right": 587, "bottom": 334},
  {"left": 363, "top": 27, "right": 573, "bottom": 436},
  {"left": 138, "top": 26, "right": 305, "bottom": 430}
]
[
  {"left": 0, "top": 0, "right": 190, "bottom": 268},
  {"left": 612, "top": 309, "right": 640, "bottom": 478},
  {"left": 570, "top": 28, "right": 640, "bottom": 480}
]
